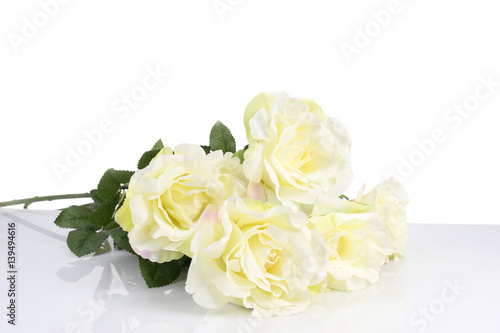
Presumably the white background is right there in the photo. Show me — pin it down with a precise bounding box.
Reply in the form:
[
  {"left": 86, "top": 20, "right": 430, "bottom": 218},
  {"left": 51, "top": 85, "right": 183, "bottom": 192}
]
[{"left": 0, "top": 0, "right": 499, "bottom": 225}]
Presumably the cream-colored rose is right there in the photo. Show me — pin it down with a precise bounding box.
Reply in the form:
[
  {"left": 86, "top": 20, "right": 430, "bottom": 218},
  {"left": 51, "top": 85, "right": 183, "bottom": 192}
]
[
  {"left": 185, "top": 197, "right": 328, "bottom": 317},
  {"left": 115, "top": 144, "right": 248, "bottom": 263},
  {"left": 242, "top": 92, "right": 352, "bottom": 212},
  {"left": 309, "top": 196, "right": 391, "bottom": 291},
  {"left": 356, "top": 178, "right": 410, "bottom": 258}
]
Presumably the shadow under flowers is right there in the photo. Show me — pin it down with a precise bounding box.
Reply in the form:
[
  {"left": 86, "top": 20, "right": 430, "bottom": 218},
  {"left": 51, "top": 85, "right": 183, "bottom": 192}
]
[
  {"left": 194, "top": 258, "right": 409, "bottom": 333},
  {"left": 55, "top": 247, "right": 204, "bottom": 333}
]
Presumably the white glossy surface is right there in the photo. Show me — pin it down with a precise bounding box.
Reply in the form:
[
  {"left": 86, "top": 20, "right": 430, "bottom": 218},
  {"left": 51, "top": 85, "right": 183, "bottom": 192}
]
[{"left": 1, "top": 209, "right": 499, "bottom": 333}]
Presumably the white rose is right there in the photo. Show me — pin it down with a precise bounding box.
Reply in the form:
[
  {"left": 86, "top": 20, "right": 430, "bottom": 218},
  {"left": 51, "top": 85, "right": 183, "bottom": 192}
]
[
  {"left": 309, "top": 196, "right": 391, "bottom": 291},
  {"left": 356, "top": 178, "right": 410, "bottom": 258},
  {"left": 242, "top": 92, "right": 352, "bottom": 212},
  {"left": 115, "top": 144, "right": 248, "bottom": 263},
  {"left": 185, "top": 197, "right": 328, "bottom": 317}
]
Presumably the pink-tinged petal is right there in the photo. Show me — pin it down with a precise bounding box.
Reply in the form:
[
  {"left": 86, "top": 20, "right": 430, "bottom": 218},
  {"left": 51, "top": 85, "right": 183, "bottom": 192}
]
[{"left": 247, "top": 182, "right": 266, "bottom": 202}]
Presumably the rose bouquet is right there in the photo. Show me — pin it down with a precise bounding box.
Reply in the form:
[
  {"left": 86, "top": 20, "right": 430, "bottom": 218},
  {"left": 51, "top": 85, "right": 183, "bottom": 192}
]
[{"left": 0, "top": 92, "right": 409, "bottom": 317}]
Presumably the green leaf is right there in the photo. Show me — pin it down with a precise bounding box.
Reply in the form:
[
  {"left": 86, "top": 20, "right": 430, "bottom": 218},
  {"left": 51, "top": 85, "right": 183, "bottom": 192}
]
[
  {"left": 234, "top": 145, "right": 249, "bottom": 163},
  {"left": 67, "top": 229, "right": 109, "bottom": 257},
  {"left": 176, "top": 255, "right": 192, "bottom": 269},
  {"left": 54, "top": 206, "right": 97, "bottom": 230},
  {"left": 103, "top": 220, "right": 119, "bottom": 231},
  {"left": 137, "top": 149, "right": 162, "bottom": 169},
  {"left": 88, "top": 194, "right": 120, "bottom": 227},
  {"left": 233, "top": 145, "right": 249, "bottom": 163},
  {"left": 97, "top": 169, "right": 134, "bottom": 200},
  {"left": 201, "top": 145, "right": 211, "bottom": 154},
  {"left": 209, "top": 121, "right": 236, "bottom": 154},
  {"left": 106, "top": 227, "right": 134, "bottom": 254},
  {"left": 151, "top": 139, "right": 164, "bottom": 150},
  {"left": 90, "top": 189, "right": 105, "bottom": 205},
  {"left": 233, "top": 150, "right": 244, "bottom": 163},
  {"left": 138, "top": 257, "right": 182, "bottom": 288}
]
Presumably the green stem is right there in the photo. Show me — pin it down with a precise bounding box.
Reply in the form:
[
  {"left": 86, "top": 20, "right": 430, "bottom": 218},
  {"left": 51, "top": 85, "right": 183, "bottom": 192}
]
[{"left": 0, "top": 193, "right": 92, "bottom": 209}]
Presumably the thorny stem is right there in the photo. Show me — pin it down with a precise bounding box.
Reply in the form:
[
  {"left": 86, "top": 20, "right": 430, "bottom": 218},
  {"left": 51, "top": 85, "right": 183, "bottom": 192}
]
[{"left": 0, "top": 193, "right": 92, "bottom": 209}]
